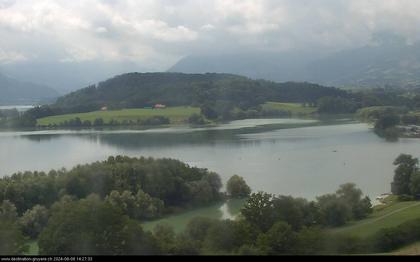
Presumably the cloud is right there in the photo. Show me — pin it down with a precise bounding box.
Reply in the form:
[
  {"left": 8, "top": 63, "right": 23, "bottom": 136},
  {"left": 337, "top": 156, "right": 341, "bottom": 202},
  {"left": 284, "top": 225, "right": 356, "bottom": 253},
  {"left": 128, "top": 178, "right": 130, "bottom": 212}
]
[
  {"left": 0, "top": 49, "right": 26, "bottom": 63},
  {"left": 0, "top": 0, "right": 420, "bottom": 70}
]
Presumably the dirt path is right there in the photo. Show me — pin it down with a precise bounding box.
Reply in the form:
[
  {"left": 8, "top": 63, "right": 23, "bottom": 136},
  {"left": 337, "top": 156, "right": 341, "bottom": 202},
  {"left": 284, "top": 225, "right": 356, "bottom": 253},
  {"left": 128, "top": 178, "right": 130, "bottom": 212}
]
[
  {"left": 368, "top": 202, "right": 420, "bottom": 224},
  {"left": 334, "top": 201, "right": 420, "bottom": 233}
]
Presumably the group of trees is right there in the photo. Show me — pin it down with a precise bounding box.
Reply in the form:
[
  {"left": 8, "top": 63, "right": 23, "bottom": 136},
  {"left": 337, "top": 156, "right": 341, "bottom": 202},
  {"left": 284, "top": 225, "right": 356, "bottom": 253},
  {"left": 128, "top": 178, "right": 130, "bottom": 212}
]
[
  {"left": 38, "top": 195, "right": 159, "bottom": 255},
  {"left": 317, "top": 96, "right": 359, "bottom": 114},
  {"left": 39, "top": 116, "right": 171, "bottom": 128},
  {"left": 316, "top": 184, "right": 372, "bottom": 226},
  {"left": 0, "top": 156, "right": 242, "bottom": 255},
  {"left": 199, "top": 103, "right": 291, "bottom": 121},
  {"left": 52, "top": 73, "right": 348, "bottom": 114},
  {"left": 0, "top": 200, "right": 27, "bottom": 255},
  {"left": 35, "top": 184, "right": 370, "bottom": 255},
  {"left": 356, "top": 106, "right": 414, "bottom": 141},
  {"left": 0, "top": 108, "right": 35, "bottom": 128},
  {"left": 391, "top": 154, "right": 420, "bottom": 199},
  {"left": 143, "top": 183, "right": 371, "bottom": 255},
  {"left": 0, "top": 153, "right": 377, "bottom": 255},
  {"left": 0, "top": 156, "right": 225, "bottom": 216},
  {"left": 7, "top": 156, "right": 420, "bottom": 255}
]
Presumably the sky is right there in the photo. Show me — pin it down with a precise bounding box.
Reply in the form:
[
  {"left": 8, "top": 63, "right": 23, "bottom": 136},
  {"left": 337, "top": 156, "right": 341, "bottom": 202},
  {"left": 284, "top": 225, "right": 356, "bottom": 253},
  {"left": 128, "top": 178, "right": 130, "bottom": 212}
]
[{"left": 1, "top": 0, "right": 420, "bottom": 71}]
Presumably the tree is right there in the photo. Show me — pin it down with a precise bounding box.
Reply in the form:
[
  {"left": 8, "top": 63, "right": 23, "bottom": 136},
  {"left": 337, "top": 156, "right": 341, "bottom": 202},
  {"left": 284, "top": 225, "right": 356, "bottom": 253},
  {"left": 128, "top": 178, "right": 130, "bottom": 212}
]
[
  {"left": 409, "top": 171, "right": 420, "bottom": 198},
  {"left": 271, "top": 196, "right": 308, "bottom": 230},
  {"left": 153, "top": 224, "right": 176, "bottom": 254},
  {"left": 135, "top": 190, "right": 164, "bottom": 220},
  {"left": 105, "top": 190, "right": 137, "bottom": 217},
  {"left": 0, "top": 220, "right": 28, "bottom": 255},
  {"left": 391, "top": 154, "right": 419, "bottom": 196},
  {"left": 188, "top": 113, "right": 207, "bottom": 125},
  {"left": 0, "top": 201, "right": 27, "bottom": 255},
  {"left": 185, "top": 217, "right": 216, "bottom": 243},
  {"left": 38, "top": 195, "right": 159, "bottom": 255},
  {"left": 241, "top": 192, "right": 275, "bottom": 232},
  {"left": 0, "top": 200, "right": 18, "bottom": 221},
  {"left": 336, "top": 183, "right": 372, "bottom": 219},
  {"left": 352, "top": 196, "right": 373, "bottom": 220},
  {"left": 316, "top": 194, "right": 352, "bottom": 226},
  {"left": 226, "top": 175, "right": 252, "bottom": 198},
  {"left": 374, "top": 114, "right": 400, "bottom": 130},
  {"left": 173, "top": 233, "right": 201, "bottom": 255},
  {"left": 203, "top": 220, "right": 237, "bottom": 253},
  {"left": 256, "top": 222, "right": 298, "bottom": 255},
  {"left": 19, "top": 205, "right": 49, "bottom": 239},
  {"left": 317, "top": 96, "right": 358, "bottom": 114},
  {"left": 200, "top": 104, "right": 218, "bottom": 120},
  {"left": 295, "top": 227, "right": 325, "bottom": 255},
  {"left": 231, "top": 220, "right": 261, "bottom": 248},
  {"left": 93, "top": 118, "right": 104, "bottom": 126}
]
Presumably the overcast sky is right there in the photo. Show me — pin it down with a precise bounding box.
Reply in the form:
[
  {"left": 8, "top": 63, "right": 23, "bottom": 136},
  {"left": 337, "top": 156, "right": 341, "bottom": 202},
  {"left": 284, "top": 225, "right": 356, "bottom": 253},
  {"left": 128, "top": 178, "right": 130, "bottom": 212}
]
[{"left": 1, "top": 0, "right": 420, "bottom": 70}]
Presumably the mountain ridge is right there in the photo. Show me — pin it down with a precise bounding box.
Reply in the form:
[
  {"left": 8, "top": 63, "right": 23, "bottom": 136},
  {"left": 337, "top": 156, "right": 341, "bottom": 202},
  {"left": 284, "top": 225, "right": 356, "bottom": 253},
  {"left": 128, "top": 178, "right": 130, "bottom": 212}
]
[
  {"left": 169, "top": 43, "right": 420, "bottom": 88},
  {"left": 0, "top": 73, "right": 59, "bottom": 105}
]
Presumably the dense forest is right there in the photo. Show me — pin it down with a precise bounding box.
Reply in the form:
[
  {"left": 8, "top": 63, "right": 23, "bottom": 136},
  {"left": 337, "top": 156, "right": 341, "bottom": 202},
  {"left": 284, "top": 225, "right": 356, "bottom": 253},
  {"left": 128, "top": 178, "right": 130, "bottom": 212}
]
[
  {"left": 2, "top": 154, "right": 420, "bottom": 255},
  {"left": 0, "top": 155, "right": 376, "bottom": 255},
  {"left": 52, "top": 73, "right": 348, "bottom": 112}
]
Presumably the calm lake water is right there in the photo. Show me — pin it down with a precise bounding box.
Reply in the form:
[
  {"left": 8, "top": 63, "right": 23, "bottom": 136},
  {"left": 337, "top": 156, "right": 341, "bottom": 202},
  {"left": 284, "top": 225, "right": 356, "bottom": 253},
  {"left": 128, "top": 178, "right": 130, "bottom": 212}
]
[
  {"left": 0, "top": 105, "right": 34, "bottom": 112},
  {"left": 2, "top": 118, "right": 420, "bottom": 231}
]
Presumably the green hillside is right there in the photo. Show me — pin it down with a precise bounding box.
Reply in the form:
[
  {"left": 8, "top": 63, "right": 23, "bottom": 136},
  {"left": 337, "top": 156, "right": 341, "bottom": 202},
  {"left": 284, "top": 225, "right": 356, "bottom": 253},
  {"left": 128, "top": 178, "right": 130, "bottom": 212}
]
[{"left": 52, "top": 72, "right": 347, "bottom": 114}]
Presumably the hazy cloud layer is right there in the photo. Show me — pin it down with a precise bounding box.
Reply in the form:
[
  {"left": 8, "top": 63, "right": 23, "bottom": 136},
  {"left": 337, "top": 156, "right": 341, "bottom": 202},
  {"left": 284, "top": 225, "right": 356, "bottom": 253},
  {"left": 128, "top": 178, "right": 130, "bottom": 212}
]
[{"left": 1, "top": 0, "right": 420, "bottom": 70}]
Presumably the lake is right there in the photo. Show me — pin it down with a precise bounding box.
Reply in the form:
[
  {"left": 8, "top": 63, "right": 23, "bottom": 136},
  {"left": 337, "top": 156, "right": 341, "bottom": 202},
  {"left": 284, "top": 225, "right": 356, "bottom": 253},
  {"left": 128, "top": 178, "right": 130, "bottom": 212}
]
[
  {"left": 1, "top": 118, "right": 420, "bottom": 231},
  {"left": 0, "top": 105, "right": 34, "bottom": 112}
]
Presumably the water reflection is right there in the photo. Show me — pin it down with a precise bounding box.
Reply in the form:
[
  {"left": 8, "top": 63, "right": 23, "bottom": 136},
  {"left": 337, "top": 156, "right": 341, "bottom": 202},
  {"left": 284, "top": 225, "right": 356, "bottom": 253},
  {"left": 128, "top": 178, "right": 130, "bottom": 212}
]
[{"left": 1, "top": 118, "right": 417, "bottom": 201}]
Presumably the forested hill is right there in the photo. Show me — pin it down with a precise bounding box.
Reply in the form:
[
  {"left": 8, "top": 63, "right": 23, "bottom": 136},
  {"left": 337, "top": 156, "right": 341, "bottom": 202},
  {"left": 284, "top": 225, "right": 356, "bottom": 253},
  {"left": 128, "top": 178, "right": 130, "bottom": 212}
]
[{"left": 53, "top": 72, "right": 347, "bottom": 113}]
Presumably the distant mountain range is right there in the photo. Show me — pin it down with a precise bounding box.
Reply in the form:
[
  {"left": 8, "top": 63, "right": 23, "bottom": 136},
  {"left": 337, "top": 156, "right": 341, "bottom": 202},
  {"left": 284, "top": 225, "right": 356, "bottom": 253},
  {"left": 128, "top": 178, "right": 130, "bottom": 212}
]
[
  {"left": 0, "top": 61, "right": 154, "bottom": 93},
  {"left": 0, "top": 73, "right": 59, "bottom": 105},
  {"left": 169, "top": 43, "right": 420, "bottom": 88}
]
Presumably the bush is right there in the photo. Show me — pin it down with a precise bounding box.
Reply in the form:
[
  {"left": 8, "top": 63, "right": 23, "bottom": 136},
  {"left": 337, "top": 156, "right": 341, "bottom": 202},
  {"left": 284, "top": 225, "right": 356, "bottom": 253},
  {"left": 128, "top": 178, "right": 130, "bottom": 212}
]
[
  {"left": 141, "top": 116, "right": 170, "bottom": 126},
  {"left": 188, "top": 113, "right": 207, "bottom": 125},
  {"left": 226, "top": 175, "right": 251, "bottom": 198},
  {"left": 371, "top": 218, "right": 420, "bottom": 252},
  {"left": 397, "top": 194, "right": 414, "bottom": 202},
  {"left": 93, "top": 118, "right": 104, "bottom": 126}
]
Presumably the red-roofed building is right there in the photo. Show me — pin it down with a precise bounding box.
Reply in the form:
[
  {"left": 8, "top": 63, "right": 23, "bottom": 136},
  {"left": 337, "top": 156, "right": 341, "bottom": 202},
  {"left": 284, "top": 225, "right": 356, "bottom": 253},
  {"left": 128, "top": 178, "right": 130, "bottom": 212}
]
[{"left": 154, "top": 104, "right": 166, "bottom": 109}]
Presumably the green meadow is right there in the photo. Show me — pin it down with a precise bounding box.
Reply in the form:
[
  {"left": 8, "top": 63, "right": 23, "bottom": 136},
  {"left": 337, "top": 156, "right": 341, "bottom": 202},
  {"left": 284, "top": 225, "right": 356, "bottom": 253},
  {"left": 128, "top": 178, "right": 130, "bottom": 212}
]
[{"left": 37, "top": 106, "right": 200, "bottom": 126}]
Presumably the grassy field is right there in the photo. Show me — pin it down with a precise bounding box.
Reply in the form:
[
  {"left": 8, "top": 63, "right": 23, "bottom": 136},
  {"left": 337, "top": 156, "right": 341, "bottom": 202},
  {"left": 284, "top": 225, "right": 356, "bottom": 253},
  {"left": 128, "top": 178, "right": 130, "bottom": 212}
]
[
  {"left": 37, "top": 106, "right": 200, "bottom": 126},
  {"left": 329, "top": 199, "right": 420, "bottom": 239},
  {"left": 24, "top": 241, "right": 39, "bottom": 255},
  {"left": 391, "top": 241, "right": 420, "bottom": 255},
  {"left": 262, "top": 102, "right": 317, "bottom": 115}
]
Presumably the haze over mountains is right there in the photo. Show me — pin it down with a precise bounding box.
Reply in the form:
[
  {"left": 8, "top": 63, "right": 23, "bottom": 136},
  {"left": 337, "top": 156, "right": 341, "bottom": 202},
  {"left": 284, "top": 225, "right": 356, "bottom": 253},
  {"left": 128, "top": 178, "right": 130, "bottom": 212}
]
[
  {"left": 170, "top": 41, "right": 420, "bottom": 89},
  {"left": 0, "top": 72, "right": 59, "bottom": 105},
  {"left": 0, "top": 60, "right": 153, "bottom": 93},
  {"left": 2, "top": 35, "right": 420, "bottom": 106}
]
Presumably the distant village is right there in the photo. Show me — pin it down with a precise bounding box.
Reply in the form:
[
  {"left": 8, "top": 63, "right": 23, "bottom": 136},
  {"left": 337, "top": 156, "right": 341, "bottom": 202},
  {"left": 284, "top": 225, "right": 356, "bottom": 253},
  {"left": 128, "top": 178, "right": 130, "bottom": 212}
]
[{"left": 398, "top": 125, "right": 420, "bottom": 138}]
